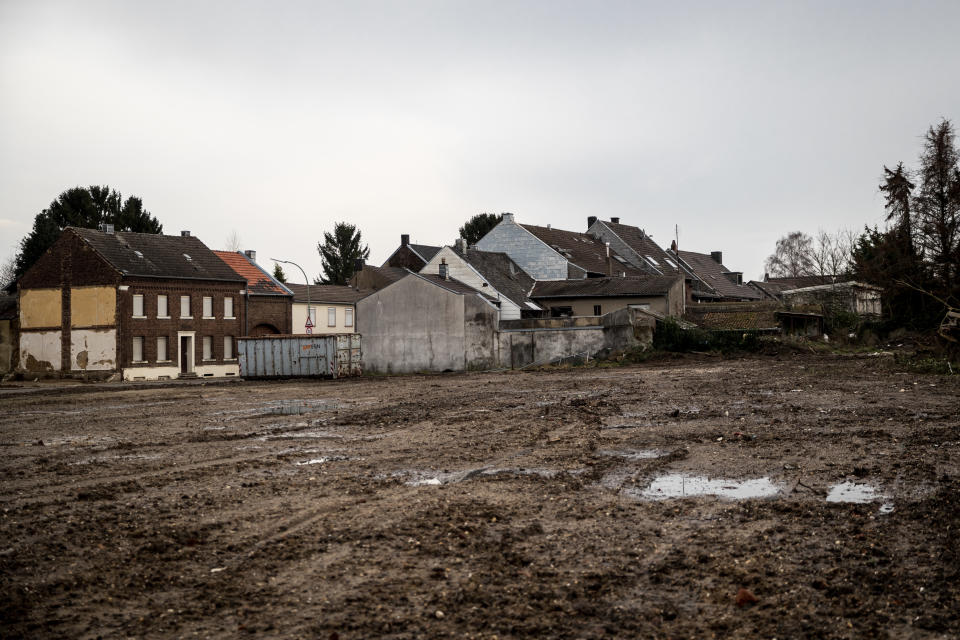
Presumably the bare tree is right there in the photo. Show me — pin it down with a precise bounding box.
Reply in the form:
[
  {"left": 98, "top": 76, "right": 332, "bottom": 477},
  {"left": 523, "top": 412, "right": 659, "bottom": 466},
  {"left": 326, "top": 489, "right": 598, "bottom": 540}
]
[
  {"left": 764, "top": 231, "right": 814, "bottom": 278},
  {"left": 810, "top": 229, "right": 856, "bottom": 279},
  {"left": 0, "top": 255, "right": 16, "bottom": 291},
  {"left": 224, "top": 230, "right": 242, "bottom": 252}
]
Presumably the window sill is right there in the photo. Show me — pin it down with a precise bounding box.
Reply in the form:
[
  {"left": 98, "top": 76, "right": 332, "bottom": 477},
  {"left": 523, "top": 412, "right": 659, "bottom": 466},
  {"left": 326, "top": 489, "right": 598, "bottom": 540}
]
[
  {"left": 181, "top": 316, "right": 193, "bottom": 320},
  {"left": 157, "top": 316, "right": 171, "bottom": 320},
  {"left": 133, "top": 315, "right": 147, "bottom": 319},
  {"left": 202, "top": 316, "right": 215, "bottom": 320},
  {"left": 224, "top": 316, "right": 236, "bottom": 320},
  {"left": 224, "top": 358, "right": 237, "bottom": 362},
  {"left": 202, "top": 358, "right": 215, "bottom": 362},
  {"left": 132, "top": 360, "right": 146, "bottom": 364}
]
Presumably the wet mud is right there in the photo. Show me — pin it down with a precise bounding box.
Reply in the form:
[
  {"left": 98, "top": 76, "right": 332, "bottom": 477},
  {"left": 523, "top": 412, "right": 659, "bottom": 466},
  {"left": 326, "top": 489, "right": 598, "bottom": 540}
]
[{"left": 1, "top": 354, "right": 959, "bottom": 638}]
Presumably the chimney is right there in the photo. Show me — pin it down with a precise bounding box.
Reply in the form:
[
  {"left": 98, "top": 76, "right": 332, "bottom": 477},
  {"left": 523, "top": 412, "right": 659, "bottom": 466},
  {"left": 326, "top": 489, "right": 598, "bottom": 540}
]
[
  {"left": 181, "top": 230, "right": 191, "bottom": 237},
  {"left": 244, "top": 250, "right": 256, "bottom": 262},
  {"left": 587, "top": 216, "right": 597, "bottom": 228},
  {"left": 710, "top": 251, "right": 722, "bottom": 264},
  {"left": 100, "top": 223, "right": 114, "bottom": 234},
  {"left": 610, "top": 217, "right": 620, "bottom": 224},
  {"left": 606, "top": 242, "right": 612, "bottom": 277},
  {"left": 501, "top": 212, "right": 514, "bottom": 224},
  {"left": 401, "top": 234, "right": 409, "bottom": 247},
  {"left": 670, "top": 239, "right": 677, "bottom": 252},
  {"left": 454, "top": 238, "right": 466, "bottom": 254},
  {"left": 354, "top": 258, "right": 364, "bottom": 272},
  {"left": 439, "top": 258, "right": 449, "bottom": 280}
]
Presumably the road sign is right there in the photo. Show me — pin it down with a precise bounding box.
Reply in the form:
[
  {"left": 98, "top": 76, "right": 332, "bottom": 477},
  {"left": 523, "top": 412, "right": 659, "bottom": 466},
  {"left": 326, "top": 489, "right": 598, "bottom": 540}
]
[{"left": 306, "top": 327, "right": 312, "bottom": 335}]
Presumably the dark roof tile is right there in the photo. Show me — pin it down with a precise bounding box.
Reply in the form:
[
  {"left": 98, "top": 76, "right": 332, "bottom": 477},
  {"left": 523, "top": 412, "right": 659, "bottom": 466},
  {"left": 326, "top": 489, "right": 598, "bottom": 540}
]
[
  {"left": 531, "top": 276, "right": 680, "bottom": 298},
  {"left": 520, "top": 224, "right": 647, "bottom": 277}
]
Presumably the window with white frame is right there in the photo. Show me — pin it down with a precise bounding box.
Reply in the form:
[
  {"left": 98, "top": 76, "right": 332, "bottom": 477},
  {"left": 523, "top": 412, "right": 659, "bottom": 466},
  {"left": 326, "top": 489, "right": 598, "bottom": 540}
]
[
  {"left": 132, "top": 294, "right": 145, "bottom": 317},
  {"left": 157, "top": 336, "right": 168, "bottom": 361},
  {"left": 327, "top": 307, "right": 336, "bottom": 327},
  {"left": 202, "top": 296, "right": 213, "bottom": 318},
  {"left": 157, "top": 294, "right": 169, "bottom": 318},
  {"left": 224, "top": 296, "right": 234, "bottom": 318},
  {"left": 132, "top": 336, "right": 145, "bottom": 362},
  {"left": 180, "top": 295, "right": 191, "bottom": 318},
  {"left": 224, "top": 336, "right": 234, "bottom": 360},
  {"left": 345, "top": 308, "right": 354, "bottom": 327},
  {"left": 308, "top": 307, "right": 317, "bottom": 325},
  {"left": 202, "top": 336, "right": 213, "bottom": 360}
]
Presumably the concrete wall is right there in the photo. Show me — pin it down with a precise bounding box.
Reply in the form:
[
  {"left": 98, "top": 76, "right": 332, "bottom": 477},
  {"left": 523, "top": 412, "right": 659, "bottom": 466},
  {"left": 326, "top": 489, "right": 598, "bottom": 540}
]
[
  {"left": 463, "top": 293, "right": 499, "bottom": 370},
  {"left": 421, "top": 247, "right": 523, "bottom": 320},
  {"left": 293, "top": 302, "right": 356, "bottom": 335},
  {"left": 358, "top": 276, "right": 469, "bottom": 374},
  {"left": 0, "top": 319, "right": 17, "bottom": 375},
  {"left": 475, "top": 217, "right": 569, "bottom": 281},
  {"left": 70, "top": 329, "right": 116, "bottom": 371},
  {"left": 20, "top": 331, "right": 61, "bottom": 371},
  {"left": 71, "top": 286, "right": 116, "bottom": 327}
]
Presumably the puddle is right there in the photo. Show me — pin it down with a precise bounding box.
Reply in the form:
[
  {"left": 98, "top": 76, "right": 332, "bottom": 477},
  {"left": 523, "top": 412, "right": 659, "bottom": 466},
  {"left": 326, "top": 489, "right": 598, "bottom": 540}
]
[
  {"left": 295, "top": 455, "right": 347, "bottom": 466},
  {"left": 597, "top": 449, "right": 665, "bottom": 460},
  {"left": 630, "top": 473, "right": 781, "bottom": 501},
  {"left": 260, "top": 429, "right": 345, "bottom": 440},
  {"left": 400, "top": 466, "right": 567, "bottom": 486},
  {"left": 826, "top": 481, "right": 888, "bottom": 504},
  {"left": 266, "top": 400, "right": 336, "bottom": 416}
]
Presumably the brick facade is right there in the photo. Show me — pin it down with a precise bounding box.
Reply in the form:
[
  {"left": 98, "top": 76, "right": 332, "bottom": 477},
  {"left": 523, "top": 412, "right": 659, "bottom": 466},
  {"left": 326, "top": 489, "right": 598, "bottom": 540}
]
[{"left": 247, "top": 295, "right": 292, "bottom": 335}]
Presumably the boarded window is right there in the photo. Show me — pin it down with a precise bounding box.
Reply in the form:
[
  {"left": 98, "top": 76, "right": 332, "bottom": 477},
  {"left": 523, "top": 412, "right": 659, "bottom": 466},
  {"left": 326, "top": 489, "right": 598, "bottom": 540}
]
[
  {"left": 328, "top": 307, "right": 336, "bottom": 327},
  {"left": 157, "top": 336, "right": 168, "bottom": 361},
  {"left": 202, "top": 296, "right": 213, "bottom": 318},
  {"left": 157, "top": 295, "right": 168, "bottom": 317},
  {"left": 224, "top": 297, "right": 234, "bottom": 318},
  {"left": 180, "top": 296, "right": 191, "bottom": 317},
  {"left": 132, "top": 336, "right": 144, "bottom": 362},
  {"left": 345, "top": 308, "right": 353, "bottom": 327},
  {"left": 132, "top": 294, "right": 144, "bottom": 317},
  {"left": 203, "top": 336, "right": 213, "bottom": 360},
  {"left": 224, "top": 336, "right": 233, "bottom": 359}
]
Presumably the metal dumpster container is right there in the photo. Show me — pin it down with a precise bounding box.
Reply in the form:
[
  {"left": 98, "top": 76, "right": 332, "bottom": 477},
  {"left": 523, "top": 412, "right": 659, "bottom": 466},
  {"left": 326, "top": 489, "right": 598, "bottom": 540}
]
[{"left": 238, "top": 334, "right": 362, "bottom": 379}]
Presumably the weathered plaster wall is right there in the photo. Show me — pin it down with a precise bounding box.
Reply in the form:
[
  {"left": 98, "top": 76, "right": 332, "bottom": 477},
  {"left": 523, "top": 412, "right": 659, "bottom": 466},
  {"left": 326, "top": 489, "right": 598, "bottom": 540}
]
[
  {"left": 357, "top": 276, "right": 467, "bottom": 374},
  {"left": 70, "top": 329, "right": 116, "bottom": 371},
  {"left": 71, "top": 286, "right": 116, "bottom": 327},
  {"left": 0, "top": 319, "right": 15, "bottom": 374},
  {"left": 20, "top": 289, "right": 62, "bottom": 329},
  {"left": 20, "top": 331, "right": 62, "bottom": 371},
  {"left": 122, "top": 362, "right": 239, "bottom": 381},
  {"left": 421, "top": 248, "right": 524, "bottom": 321},
  {"left": 463, "top": 294, "right": 499, "bottom": 370}
]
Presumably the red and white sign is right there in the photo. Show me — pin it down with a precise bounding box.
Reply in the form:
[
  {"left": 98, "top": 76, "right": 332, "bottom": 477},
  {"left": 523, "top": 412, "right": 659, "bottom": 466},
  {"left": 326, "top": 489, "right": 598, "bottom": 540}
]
[{"left": 305, "top": 316, "right": 314, "bottom": 335}]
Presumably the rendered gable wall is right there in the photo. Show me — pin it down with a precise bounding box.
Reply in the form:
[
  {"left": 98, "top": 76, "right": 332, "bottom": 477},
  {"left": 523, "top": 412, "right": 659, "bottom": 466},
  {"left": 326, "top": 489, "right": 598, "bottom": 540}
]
[{"left": 421, "top": 248, "right": 523, "bottom": 320}]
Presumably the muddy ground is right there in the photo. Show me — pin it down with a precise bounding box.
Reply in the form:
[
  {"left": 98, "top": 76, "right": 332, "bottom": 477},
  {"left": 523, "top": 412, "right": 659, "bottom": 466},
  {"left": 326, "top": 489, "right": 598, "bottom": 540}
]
[{"left": 1, "top": 354, "right": 958, "bottom": 639}]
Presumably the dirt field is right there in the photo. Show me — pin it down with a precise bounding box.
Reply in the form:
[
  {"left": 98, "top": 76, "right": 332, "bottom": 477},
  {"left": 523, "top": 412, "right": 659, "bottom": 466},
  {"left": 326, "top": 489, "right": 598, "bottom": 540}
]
[{"left": 1, "top": 354, "right": 958, "bottom": 639}]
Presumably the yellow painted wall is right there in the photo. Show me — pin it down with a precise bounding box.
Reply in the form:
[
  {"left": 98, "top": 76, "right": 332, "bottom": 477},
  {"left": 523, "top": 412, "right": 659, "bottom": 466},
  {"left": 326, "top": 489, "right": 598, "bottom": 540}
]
[
  {"left": 71, "top": 286, "right": 116, "bottom": 327},
  {"left": 20, "top": 288, "right": 62, "bottom": 329}
]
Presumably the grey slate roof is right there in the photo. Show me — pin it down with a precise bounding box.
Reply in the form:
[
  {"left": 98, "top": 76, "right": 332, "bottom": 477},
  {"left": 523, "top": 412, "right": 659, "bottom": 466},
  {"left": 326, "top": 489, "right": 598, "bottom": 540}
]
[
  {"left": 286, "top": 283, "right": 367, "bottom": 304},
  {"left": 520, "top": 224, "right": 647, "bottom": 277},
  {"left": 453, "top": 247, "right": 537, "bottom": 308},
  {"left": 531, "top": 276, "right": 680, "bottom": 298},
  {"left": 677, "top": 250, "right": 762, "bottom": 300},
  {"left": 72, "top": 227, "right": 244, "bottom": 282},
  {"left": 600, "top": 221, "right": 681, "bottom": 274},
  {"left": 416, "top": 273, "right": 499, "bottom": 303},
  {"left": 409, "top": 244, "right": 441, "bottom": 263}
]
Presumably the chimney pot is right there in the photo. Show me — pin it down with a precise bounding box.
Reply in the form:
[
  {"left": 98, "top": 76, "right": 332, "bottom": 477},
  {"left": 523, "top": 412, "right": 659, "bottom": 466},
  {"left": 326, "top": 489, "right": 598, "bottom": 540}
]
[
  {"left": 244, "top": 250, "right": 256, "bottom": 262},
  {"left": 587, "top": 216, "right": 597, "bottom": 228},
  {"left": 181, "top": 230, "right": 191, "bottom": 237},
  {"left": 710, "top": 251, "right": 722, "bottom": 264},
  {"left": 401, "top": 234, "right": 409, "bottom": 247},
  {"left": 610, "top": 217, "right": 620, "bottom": 224},
  {"left": 454, "top": 238, "right": 466, "bottom": 254}
]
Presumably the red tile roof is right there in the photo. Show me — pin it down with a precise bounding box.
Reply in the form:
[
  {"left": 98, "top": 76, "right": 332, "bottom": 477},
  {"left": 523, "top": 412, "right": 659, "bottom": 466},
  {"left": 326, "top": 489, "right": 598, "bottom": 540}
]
[{"left": 213, "top": 251, "right": 292, "bottom": 296}]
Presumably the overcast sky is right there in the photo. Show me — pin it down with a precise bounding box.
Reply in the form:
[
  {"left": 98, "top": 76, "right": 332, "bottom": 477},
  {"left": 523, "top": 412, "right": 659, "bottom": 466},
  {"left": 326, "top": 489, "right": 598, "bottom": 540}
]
[{"left": 2, "top": 0, "right": 958, "bottom": 281}]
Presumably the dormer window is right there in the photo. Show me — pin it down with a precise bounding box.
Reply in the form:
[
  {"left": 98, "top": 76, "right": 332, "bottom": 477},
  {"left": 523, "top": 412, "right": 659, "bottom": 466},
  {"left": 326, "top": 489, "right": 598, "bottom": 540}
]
[
  {"left": 646, "top": 255, "right": 660, "bottom": 266},
  {"left": 183, "top": 253, "right": 192, "bottom": 261},
  {"left": 134, "top": 250, "right": 144, "bottom": 258}
]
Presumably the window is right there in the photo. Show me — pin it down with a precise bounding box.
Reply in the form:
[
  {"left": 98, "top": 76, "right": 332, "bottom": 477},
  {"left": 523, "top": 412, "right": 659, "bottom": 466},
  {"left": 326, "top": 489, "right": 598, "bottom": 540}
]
[
  {"left": 132, "top": 336, "right": 144, "bottom": 362},
  {"left": 157, "top": 336, "right": 168, "bottom": 361},
  {"left": 132, "top": 294, "right": 145, "bottom": 317},
  {"left": 308, "top": 307, "right": 317, "bottom": 325},
  {"left": 593, "top": 305, "right": 602, "bottom": 316},
  {"left": 345, "top": 308, "right": 353, "bottom": 327},
  {"left": 224, "top": 297, "right": 234, "bottom": 318},
  {"left": 202, "top": 296, "right": 213, "bottom": 318},
  {"left": 664, "top": 258, "right": 677, "bottom": 269},
  {"left": 180, "top": 295, "right": 191, "bottom": 318},
  {"left": 224, "top": 336, "right": 234, "bottom": 360},
  {"left": 645, "top": 255, "right": 660, "bottom": 266},
  {"left": 157, "top": 295, "right": 169, "bottom": 318},
  {"left": 202, "top": 336, "right": 213, "bottom": 360},
  {"left": 328, "top": 307, "right": 337, "bottom": 327}
]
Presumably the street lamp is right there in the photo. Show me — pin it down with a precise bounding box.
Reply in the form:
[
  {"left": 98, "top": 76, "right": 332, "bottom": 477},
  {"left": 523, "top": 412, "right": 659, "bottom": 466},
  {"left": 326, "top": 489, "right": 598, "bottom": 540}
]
[{"left": 271, "top": 258, "right": 311, "bottom": 334}]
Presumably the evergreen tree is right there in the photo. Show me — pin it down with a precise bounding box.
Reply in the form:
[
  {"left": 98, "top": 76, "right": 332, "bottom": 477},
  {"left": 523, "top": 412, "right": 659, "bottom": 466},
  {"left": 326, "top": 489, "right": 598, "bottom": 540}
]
[
  {"left": 272, "top": 263, "right": 287, "bottom": 283},
  {"left": 915, "top": 120, "right": 960, "bottom": 291},
  {"left": 316, "top": 222, "right": 370, "bottom": 285},
  {"left": 14, "top": 185, "right": 162, "bottom": 280}
]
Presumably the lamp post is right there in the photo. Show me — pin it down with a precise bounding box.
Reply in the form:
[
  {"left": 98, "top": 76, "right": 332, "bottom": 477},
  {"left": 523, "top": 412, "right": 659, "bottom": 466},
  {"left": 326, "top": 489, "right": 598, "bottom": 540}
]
[{"left": 272, "top": 258, "right": 311, "bottom": 334}]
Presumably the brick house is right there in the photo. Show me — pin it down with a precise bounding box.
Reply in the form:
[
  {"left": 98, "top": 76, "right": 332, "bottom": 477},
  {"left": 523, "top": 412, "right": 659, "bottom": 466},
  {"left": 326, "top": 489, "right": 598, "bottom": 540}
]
[
  {"left": 213, "top": 250, "right": 293, "bottom": 335},
  {"left": 17, "top": 227, "right": 246, "bottom": 380},
  {"left": 382, "top": 234, "right": 441, "bottom": 271}
]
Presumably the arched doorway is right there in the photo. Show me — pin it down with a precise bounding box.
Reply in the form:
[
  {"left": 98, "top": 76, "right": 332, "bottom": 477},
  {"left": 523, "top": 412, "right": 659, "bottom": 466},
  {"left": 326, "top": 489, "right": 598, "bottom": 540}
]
[{"left": 250, "top": 323, "right": 280, "bottom": 337}]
